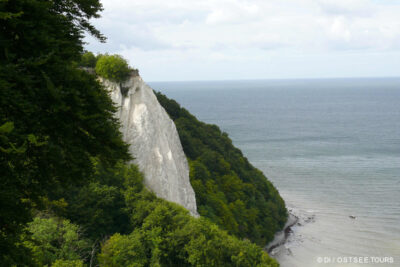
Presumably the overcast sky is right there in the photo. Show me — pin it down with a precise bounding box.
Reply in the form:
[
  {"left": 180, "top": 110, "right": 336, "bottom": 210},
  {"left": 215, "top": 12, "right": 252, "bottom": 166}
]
[{"left": 85, "top": 0, "right": 400, "bottom": 81}]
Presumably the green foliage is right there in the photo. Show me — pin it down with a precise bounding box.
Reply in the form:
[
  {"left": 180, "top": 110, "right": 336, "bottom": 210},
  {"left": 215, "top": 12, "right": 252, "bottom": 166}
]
[
  {"left": 98, "top": 233, "right": 147, "bottom": 267},
  {"left": 61, "top": 182, "right": 128, "bottom": 239},
  {"left": 80, "top": 51, "right": 97, "bottom": 68},
  {"left": 99, "top": 184, "right": 279, "bottom": 267},
  {"left": 95, "top": 54, "right": 131, "bottom": 82},
  {"left": 0, "top": 121, "right": 49, "bottom": 265},
  {"left": 156, "top": 92, "right": 288, "bottom": 245},
  {"left": 51, "top": 259, "right": 84, "bottom": 267},
  {"left": 0, "top": 0, "right": 129, "bottom": 264},
  {"left": 50, "top": 159, "right": 278, "bottom": 266},
  {"left": 23, "top": 215, "right": 90, "bottom": 266},
  {"left": 53, "top": 161, "right": 140, "bottom": 241}
]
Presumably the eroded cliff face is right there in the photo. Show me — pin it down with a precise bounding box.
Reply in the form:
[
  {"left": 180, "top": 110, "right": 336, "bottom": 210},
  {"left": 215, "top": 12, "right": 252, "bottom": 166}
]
[{"left": 101, "top": 73, "right": 198, "bottom": 216}]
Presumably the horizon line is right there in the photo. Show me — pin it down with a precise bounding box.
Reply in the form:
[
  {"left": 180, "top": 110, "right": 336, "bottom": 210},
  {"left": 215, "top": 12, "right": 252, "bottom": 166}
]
[{"left": 147, "top": 75, "right": 400, "bottom": 84}]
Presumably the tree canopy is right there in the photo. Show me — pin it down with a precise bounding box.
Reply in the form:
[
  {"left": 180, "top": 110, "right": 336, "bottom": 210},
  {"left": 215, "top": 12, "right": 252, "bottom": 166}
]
[
  {"left": 22, "top": 215, "right": 88, "bottom": 266},
  {"left": 95, "top": 163, "right": 279, "bottom": 267},
  {"left": 95, "top": 54, "right": 131, "bottom": 82},
  {"left": 36, "top": 160, "right": 279, "bottom": 267},
  {"left": 0, "top": 0, "right": 129, "bottom": 263},
  {"left": 80, "top": 51, "right": 98, "bottom": 68}
]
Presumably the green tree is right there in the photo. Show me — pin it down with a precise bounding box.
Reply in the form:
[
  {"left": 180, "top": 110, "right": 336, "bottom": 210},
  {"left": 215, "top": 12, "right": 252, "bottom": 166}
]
[
  {"left": 98, "top": 165, "right": 278, "bottom": 267},
  {"left": 99, "top": 197, "right": 279, "bottom": 267},
  {"left": 0, "top": 0, "right": 129, "bottom": 263},
  {"left": 23, "top": 215, "right": 90, "bottom": 266},
  {"left": 95, "top": 54, "right": 131, "bottom": 82},
  {"left": 98, "top": 233, "right": 147, "bottom": 267},
  {"left": 80, "top": 51, "right": 97, "bottom": 68},
  {"left": 55, "top": 162, "right": 140, "bottom": 241}
]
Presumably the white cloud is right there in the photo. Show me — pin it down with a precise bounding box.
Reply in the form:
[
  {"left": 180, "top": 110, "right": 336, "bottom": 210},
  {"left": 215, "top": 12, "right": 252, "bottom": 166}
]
[
  {"left": 317, "top": 0, "right": 374, "bottom": 17},
  {"left": 85, "top": 0, "right": 400, "bottom": 80},
  {"left": 205, "top": 0, "right": 260, "bottom": 25},
  {"left": 330, "top": 16, "right": 352, "bottom": 42}
]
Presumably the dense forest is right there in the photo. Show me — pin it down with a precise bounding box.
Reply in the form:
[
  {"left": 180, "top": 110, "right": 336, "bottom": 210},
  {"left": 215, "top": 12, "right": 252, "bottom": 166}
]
[
  {"left": 156, "top": 93, "right": 287, "bottom": 245},
  {"left": 1, "top": 0, "right": 284, "bottom": 266}
]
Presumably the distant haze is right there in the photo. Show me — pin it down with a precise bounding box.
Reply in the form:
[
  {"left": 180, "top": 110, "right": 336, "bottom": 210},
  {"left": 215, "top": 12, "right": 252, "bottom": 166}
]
[{"left": 85, "top": 0, "right": 400, "bottom": 82}]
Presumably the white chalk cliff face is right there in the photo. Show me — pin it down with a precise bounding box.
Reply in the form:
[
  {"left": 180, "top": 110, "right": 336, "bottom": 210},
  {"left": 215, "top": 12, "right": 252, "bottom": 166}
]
[{"left": 101, "top": 73, "right": 198, "bottom": 216}]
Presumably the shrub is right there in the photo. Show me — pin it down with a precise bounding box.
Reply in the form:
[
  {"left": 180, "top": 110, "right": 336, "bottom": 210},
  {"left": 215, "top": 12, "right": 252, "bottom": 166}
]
[{"left": 95, "top": 54, "right": 131, "bottom": 82}]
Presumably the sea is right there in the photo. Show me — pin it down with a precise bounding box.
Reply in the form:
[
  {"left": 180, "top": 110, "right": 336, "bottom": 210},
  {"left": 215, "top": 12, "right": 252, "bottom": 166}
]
[{"left": 149, "top": 78, "right": 400, "bottom": 267}]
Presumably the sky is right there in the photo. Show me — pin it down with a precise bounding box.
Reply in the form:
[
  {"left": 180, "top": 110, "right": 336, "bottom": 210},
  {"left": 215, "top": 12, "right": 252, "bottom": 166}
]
[{"left": 85, "top": 0, "right": 400, "bottom": 82}]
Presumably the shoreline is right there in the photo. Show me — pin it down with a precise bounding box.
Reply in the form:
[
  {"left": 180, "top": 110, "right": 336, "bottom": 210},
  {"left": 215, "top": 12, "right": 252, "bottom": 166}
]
[{"left": 265, "top": 212, "right": 299, "bottom": 254}]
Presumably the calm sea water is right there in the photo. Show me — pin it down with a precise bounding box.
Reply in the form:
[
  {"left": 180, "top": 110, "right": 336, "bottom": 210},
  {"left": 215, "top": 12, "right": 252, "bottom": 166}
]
[{"left": 149, "top": 78, "right": 400, "bottom": 267}]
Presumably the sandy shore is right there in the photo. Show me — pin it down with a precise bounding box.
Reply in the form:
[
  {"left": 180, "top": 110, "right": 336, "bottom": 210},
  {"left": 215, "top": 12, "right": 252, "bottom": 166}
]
[{"left": 265, "top": 212, "right": 299, "bottom": 254}]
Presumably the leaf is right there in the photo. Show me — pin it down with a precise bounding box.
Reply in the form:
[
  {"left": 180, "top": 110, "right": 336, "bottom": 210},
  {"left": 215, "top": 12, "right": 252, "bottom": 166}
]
[
  {"left": 27, "top": 134, "right": 47, "bottom": 146},
  {"left": 0, "top": 121, "right": 14, "bottom": 134}
]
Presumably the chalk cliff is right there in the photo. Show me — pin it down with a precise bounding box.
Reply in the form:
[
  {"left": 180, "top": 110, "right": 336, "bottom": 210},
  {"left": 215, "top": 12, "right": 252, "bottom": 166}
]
[{"left": 101, "top": 72, "right": 198, "bottom": 216}]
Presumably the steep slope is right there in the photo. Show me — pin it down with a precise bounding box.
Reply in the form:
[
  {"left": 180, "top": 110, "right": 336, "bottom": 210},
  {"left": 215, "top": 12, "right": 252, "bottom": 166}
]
[
  {"left": 156, "top": 92, "right": 288, "bottom": 245},
  {"left": 100, "top": 73, "right": 198, "bottom": 216}
]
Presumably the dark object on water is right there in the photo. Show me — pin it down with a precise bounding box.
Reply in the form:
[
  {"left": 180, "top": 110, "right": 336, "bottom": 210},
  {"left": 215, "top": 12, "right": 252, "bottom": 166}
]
[
  {"left": 349, "top": 215, "right": 356, "bottom": 219},
  {"left": 304, "top": 215, "right": 315, "bottom": 223}
]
